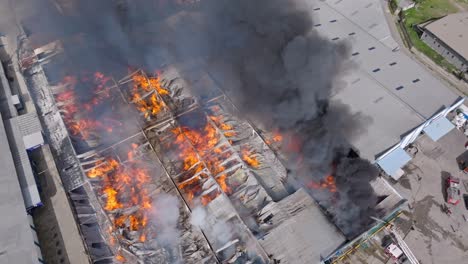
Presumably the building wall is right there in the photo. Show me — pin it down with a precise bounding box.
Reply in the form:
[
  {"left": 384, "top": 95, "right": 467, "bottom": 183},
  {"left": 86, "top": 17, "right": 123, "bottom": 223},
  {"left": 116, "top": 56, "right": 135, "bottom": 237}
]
[{"left": 420, "top": 30, "right": 468, "bottom": 72}]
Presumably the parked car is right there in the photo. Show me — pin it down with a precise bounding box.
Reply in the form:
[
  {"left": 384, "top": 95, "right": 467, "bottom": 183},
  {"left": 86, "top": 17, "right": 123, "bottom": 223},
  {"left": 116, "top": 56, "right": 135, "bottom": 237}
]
[
  {"left": 384, "top": 243, "right": 409, "bottom": 264},
  {"left": 446, "top": 176, "right": 461, "bottom": 205}
]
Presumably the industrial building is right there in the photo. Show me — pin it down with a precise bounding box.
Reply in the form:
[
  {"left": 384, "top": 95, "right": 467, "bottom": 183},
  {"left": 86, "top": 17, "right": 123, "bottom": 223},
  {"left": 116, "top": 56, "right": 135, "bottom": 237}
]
[
  {"left": 0, "top": 37, "right": 43, "bottom": 263},
  {"left": 1, "top": 33, "right": 89, "bottom": 264},
  {"left": 16, "top": 5, "right": 408, "bottom": 261},
  {"left": 396, "top": 0, "right": 415, "bottom": 12},
  {"left": 419, "top": 12, "right": 468, "bottom": 73},
  {"left": 1, "top": 0, "right": 465, "bottom": 263}
]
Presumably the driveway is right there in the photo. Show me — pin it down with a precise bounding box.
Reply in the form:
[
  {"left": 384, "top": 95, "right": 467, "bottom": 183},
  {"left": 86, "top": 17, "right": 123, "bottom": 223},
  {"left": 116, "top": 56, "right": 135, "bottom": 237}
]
[{"left": 394, "top": 129, "right": 468, "bottom": 263}]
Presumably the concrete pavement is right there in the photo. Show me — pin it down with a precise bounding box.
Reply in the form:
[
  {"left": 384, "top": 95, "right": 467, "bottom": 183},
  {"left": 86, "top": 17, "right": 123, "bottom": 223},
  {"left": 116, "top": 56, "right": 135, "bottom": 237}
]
[
  {"left": 394, "top": 129, "right": 468, "bottom": 263},
  {"left": 379, "top": 0, "right": 468, "bottom": 96}
]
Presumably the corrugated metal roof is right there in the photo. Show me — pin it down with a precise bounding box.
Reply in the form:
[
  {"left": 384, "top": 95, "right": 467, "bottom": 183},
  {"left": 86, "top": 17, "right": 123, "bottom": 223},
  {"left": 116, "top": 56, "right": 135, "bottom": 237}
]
[
  {"left": 377, "top": 147, "right": 412, "bottom": 177},
  {"left": 15, "top": 112, "right": 44, "bottom": 149},
  {"left": 4, "top": 116, "right": 41, "bottom": 208},
  {"left": 15, "top": 112, "right": 42, "bottom": 136},
  {"left": 0, "top": 112, "right": 38, "bottom": 264},
  {"left": 259, "top": 189, "right": 345, "bottom": 263},
  {"left": 423, "top": 116, "right": 455, "bottom": 141}
]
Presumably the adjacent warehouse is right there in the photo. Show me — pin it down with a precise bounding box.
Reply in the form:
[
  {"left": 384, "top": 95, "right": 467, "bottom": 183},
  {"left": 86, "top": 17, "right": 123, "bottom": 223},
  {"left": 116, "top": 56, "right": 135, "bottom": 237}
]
[
  {"left": 419, "top": 12, "right": 468, "bottom": 73},
  {"left": 0, "top": 61, "right": 43, "bottom": 263},
  {"left": 309, "top": 0, "right": 462, "bottom": 179},
  {"left": 0, "top": 111, "right": 42, "bottom": 263}
]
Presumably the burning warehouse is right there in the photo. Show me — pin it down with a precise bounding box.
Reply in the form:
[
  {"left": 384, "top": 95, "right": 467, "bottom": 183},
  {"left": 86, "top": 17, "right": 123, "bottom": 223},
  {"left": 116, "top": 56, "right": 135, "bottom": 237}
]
[{"left": 8, "top": 0, "right": 408, "bottom": 263}]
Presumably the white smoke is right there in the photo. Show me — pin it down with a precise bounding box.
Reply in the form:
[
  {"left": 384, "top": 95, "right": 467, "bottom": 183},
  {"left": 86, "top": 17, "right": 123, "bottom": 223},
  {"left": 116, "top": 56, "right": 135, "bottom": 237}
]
[
  {"left": 190, "top": 206, "right": 233, "bottom": 247},
  {"left": 150, "top": 194, "right": 180, "bottom": 247}
]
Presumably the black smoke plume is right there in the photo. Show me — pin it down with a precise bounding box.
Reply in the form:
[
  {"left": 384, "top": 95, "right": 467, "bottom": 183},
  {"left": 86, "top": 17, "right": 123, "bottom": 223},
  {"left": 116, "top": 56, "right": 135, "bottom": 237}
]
[{"left": 16, "top": 0, "right": 379, "bottom": 237}]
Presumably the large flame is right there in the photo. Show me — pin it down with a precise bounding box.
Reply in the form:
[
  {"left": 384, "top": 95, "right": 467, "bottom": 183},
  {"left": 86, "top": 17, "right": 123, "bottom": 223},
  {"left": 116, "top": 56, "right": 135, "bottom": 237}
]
[
  {"left": 241, "top": 147, "right": 260, "bottom": 168},
  {"left": 216, "top": 174, "right": 232, "bottom": 194},
  {"left": 130, "top": 73, "right": 168, "bottom": 118},
  {"left": 170, "top": 118, "right": 226, "bottom": 204},
  {"left": 55, "top": 72, "right": 118, "bottom": 140},
  {"left": 86, "top": 148, "right": 153, "bottom": 243},
  {"left": 69, "top": 119, "right": 104, "bottom": 140},
  {"left": 209, "top": 115, "right": 236, "bottom": 138},
  {"left": 307, "top": 175, "right": 337, "bottom": 193},
  {"left": 132, "top": 72, "right": 169, "bottom": 96}
]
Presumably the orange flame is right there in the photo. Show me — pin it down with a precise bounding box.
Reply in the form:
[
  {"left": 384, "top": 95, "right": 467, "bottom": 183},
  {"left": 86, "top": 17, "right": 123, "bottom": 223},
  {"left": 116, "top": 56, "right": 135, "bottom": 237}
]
[
  {"left": 86, "top": 159, "right": 119, "bottom": 178},
  {"left": 115, "top": 254, "right": 126, "bottom": 262},
  {"left": 171, "top": 119, "right": 226, "bottom": 205},
  {"left": 307, "top": 175, "right": 337, "bottom": 193},
  {"left": 130, "top": 72, "right": 169, "bottom": 119},
  {"left": 216, "top": 174, "right": 232, "bottom": 194},
  {"left": 132, "top": 72, "right": 168, "bottom": 95},
  {"left": 266, "top": 131, "right": 283, "bottom": 145},
  {"left": 86, "top": 147, "right": 153, "bottom": 243},
  {"left": 69, "top": 119, "right": 101, "bottom": 139},
  {"left": 209, "top": 115, "right": 236, "bottom": 138},
  {"left": 103, "top": 186, "right": 123, "bottom": 211},
  {"left": 55, "top": 72, "right": 117, "bottom": 140},
  {"left": 201, "top": 189, "right": 222, "bottom": 206},
  {"left": 241, "top": 147, "right": 260, "bottom": 168},
  {"left": 273, "top": 133, "right": 283, "bottom": 142}
]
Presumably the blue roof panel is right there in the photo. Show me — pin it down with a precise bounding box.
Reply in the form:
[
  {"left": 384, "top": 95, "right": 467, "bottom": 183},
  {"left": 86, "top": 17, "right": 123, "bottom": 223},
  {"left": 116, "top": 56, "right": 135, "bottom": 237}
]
[
  {"left": 377, "top": 147, "right": 412, "bottom": 176},
  {"left": 423, "top": 117, "right": 455, "bottom": 141}
]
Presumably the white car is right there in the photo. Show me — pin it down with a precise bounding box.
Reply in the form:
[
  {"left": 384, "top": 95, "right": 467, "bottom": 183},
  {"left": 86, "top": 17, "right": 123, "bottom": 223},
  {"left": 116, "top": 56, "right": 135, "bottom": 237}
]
[{"left": 385, "top": 243, "right": 409, "bottom": 263}]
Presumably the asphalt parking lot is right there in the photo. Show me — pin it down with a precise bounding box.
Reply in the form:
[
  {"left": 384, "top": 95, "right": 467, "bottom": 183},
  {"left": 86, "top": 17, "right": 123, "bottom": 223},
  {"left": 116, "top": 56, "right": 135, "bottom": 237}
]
[{"left": 394, "top": 128, "right": 468, "bottom": 263}]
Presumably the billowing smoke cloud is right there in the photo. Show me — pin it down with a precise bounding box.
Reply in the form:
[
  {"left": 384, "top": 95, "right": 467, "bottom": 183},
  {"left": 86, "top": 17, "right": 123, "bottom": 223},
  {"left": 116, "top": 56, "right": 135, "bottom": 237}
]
[
  {"left": 140, "top": 0, "right": 378, "bottom": 236},
  {"left": 15, "top": 0, "right": 379, "bottom": 237}
]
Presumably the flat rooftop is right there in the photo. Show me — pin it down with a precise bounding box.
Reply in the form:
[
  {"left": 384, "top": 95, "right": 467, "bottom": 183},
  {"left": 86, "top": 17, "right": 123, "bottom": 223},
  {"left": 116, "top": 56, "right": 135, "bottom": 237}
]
[
  {"left": 0, "top": 111, "right": 37, "bottom": 264},
  {"left": 259, "top": 188, "right": 346, "bottom": 263},
  {"left": 422, "top": 12, "right": 468, "bottom": 60},
  {"left": 307, "top": 0, "right": 460, "bottom": 160}
]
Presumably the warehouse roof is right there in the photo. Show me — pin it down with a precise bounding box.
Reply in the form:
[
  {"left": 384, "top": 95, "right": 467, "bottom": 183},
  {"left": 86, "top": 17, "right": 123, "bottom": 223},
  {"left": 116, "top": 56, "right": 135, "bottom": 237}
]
[
  {"left": 0, "top": 112, "right": 38, "bottom": 264},
  {"left": 4, "top": 116, "right": 41, "bottom": 208},
  {"left": 307, "top": 0, "right": 460, "bottom": 160},
  {"left": 259, "top": 188, "right": 346, "bottom": 263},
  {"left": 422, "top": 12, "right": 468, "bottom": 60},
  {"left": 423, "top": 116, "right": 455, "bottom": 141}
]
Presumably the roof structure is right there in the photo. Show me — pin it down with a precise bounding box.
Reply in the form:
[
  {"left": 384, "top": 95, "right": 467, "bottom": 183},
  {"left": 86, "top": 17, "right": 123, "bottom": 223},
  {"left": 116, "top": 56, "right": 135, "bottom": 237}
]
[
  {"left": 0, "top": 112, "right": 38, "bottom": 264},
  {"left": 259, "top": 188, "right": 346, "bottom": 263},
  {"left": 376, "top": 147, "right": 412, "bottom": 178},
  {"left": 422, "top": 12, "right": 468, "bottom": 61},
  {"left": 14, "top": 112, "right": 44, "bottom": 149},
  {"left": 4, "top": 116, "right": 41, "bottom": 208},
  {"left": 306, "top": 0, "right": 460, "bottom": 160},
  {"left": 423, "top": 116, "right": 455, "bottom": 141},
  {"left": 397, "top": 0, "right": 415, "bottom": 10}
]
